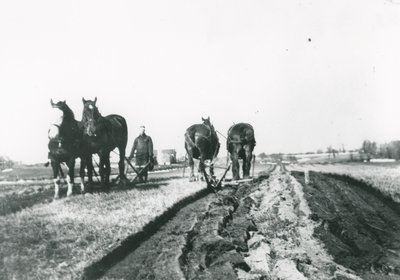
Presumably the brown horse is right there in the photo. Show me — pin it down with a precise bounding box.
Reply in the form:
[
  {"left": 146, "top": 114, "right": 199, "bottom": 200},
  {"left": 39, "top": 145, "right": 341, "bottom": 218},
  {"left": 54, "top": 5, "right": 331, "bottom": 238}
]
[
  {"left": 227, "top": 123, "right": 256, "bottom": 180},
  {"left": 184, "top": 117, "right": 220, "bottom": 183},
  {"left": 47, "top": 99, "right": 93, "bottom": 198},
  {"left": 81, "top": 98, "right": 128, "bottom": 187}
]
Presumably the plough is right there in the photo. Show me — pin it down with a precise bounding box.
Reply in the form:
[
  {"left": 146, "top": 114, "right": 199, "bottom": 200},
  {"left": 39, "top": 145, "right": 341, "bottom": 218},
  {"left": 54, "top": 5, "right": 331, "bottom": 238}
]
[
  {"left": 124, "top": 156, "right": 152, "bottom": 184},
  {"left": 182, "top": 153, "right": 258, "bottom": 191},
  {"left": 202, "top": 163, "right": 232, "bottom": 191}
]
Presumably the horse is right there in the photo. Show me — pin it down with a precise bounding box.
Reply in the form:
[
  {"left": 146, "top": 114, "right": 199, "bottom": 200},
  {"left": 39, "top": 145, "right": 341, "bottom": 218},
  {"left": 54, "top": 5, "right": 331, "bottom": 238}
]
[
  {"left": 47, "top": 99, "right": 94, "bottom": 198},
  {"left": 81, "top": 97, "right": 128, "bottom": 186},
  {"left": 226, "top": 123, "right": 256, "bottom": 180},
  {"left": 184, "top": 117, "right": 220, "bottom": 183}
]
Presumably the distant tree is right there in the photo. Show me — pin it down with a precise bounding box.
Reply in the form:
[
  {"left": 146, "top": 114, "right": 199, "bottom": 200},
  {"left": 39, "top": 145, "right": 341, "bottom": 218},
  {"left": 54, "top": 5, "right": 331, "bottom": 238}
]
[
  {"left": 269, "top": 153, "right": 283, "bottom": 161},
  {"left": 361, "top": 140, "right": 377, "bottom": 161},
  {"left": 258, "top": 152, "right": 268, "bottom": 160},
  {"left": 327, "top": 146, "right": 337, "bottom": 158},
  {"left": 378, "top": 143, "right": 389, "bottom": 158},
  {"left": 284, "top": 155, "right": 297, "bottom": 162},
  {"left": 385, "top": 141, "right": 400, "bottom": 159},
  {"left": 316, "top": 149, "right": 323, "bottom": 154}
]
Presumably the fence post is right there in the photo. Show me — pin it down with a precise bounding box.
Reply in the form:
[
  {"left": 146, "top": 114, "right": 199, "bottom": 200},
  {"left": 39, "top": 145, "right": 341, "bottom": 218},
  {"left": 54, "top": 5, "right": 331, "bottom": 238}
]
[{"left": 304, "top": 169, "right": 309, "bottom": 185}]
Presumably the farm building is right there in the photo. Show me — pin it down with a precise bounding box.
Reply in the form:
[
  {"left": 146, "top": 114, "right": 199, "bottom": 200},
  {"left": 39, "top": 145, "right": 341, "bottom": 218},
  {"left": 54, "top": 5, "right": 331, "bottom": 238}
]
[
  {"left": 158, "top": 149, "right": 177, "bottom": 165},
  {"left": 0, "top": 156, "right": 13, "bottom": 170}
]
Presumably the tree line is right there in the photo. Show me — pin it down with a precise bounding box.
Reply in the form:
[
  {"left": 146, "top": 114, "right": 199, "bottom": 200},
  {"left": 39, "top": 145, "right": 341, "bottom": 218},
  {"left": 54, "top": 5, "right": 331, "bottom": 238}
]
[
  {"left": 256, "top": 139, "right": 400, "bottom": 163},
  {"left": 361, "top": 139, "right": 400, "bottom": 161}
]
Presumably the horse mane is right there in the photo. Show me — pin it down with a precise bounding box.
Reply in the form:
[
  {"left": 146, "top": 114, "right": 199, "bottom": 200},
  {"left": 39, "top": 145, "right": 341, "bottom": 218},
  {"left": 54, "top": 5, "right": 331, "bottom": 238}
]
[
  {"left": 58, "top": 104, "right": 82, "bottom": 146},
  {"left": 61, "top": 104, "right": 75, "bottom": 122}
]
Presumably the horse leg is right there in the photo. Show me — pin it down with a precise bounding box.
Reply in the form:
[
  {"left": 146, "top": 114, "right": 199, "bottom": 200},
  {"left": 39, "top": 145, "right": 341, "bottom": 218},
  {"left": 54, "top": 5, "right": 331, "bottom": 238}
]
[
  {"left": 243, "top": 145, "right": 253, "bottom": 179},
  {"left": 102, "top": 152, "right": 111, "bottom": 187},
  {"left": 79, "top": 157, "right": 85, "bottom": 193},
  {"left": 79, "top": 157, "right": 88, "bottom": 194},
  {"left": 98, "top": 152, "right": 105, "bottom": 185},
  {"left": 51, "top": 161, "right": 60, "bottom": 199},
  {"left": 66, "top": 158, "right": 75, "bottom": 197},
  {"left": 231, "top": 145, "right": 241, "bottom": 181},
  {"left": 87, "top": 155, "right": 93, "bottom": 184},
  {"left": 199, "top": 155, "right": 206, "bottom": 181},
  {"left": 188, "top": 154, "right": 195, "bottom": 182},
  {"left": 118, "top": 147, "right": 127, "bottom": 185}
]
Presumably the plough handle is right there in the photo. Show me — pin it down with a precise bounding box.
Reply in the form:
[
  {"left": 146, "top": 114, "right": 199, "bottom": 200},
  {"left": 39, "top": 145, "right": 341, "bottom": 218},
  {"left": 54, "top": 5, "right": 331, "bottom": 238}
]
[{"left": 216, "top": 163, "right": 231, "bottom": 188}]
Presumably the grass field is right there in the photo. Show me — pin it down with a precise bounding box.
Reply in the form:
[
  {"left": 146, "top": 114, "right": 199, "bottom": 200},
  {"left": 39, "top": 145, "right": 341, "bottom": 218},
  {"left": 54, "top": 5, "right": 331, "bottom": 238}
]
[
  {"left": 0, "top": 162, "right": 184, "bottom": 182},
  {"left": 0, "top": 178, "right": 205, "bottom": 279},
  {"left": 289, "top": 162, "right": 400, "bottom": 203}
]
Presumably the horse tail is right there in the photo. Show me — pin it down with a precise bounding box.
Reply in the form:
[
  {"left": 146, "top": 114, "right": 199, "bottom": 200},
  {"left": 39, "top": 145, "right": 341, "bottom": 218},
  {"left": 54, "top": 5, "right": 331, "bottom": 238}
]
[
  {"left": 119, "top": 117, "right": 128, "bottom": 149},
  {"left": 184, "top": 131, "right": 200, "bottom": 159},
  {"left": 107, "top": 114, "right": 128, "bottom": 150}
]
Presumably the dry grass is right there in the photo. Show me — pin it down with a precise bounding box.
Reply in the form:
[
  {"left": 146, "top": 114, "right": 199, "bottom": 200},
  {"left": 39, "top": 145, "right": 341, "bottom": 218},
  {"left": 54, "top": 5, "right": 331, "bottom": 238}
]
[
  {"left": 0, "top": 178, "right": 204, "bottom": 279},
  {"left": 290, "top": 162, "right": 400, "bottom": 203}
]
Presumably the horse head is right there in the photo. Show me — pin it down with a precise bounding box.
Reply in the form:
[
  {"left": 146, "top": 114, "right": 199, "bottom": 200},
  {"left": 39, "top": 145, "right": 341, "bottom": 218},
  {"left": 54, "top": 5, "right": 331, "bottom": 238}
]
[
  {"left": 50, "top": 99, "right": 76, "bottom": 124},
  {"left": 202, "top": 116, "right": 217, "bottom": 137},
  {"left": 202, "top": 116, "right": 211, "bottom": 127},
  {"left": 50, "top": 99, "right": 67, "bottom": 110},
  {"left": 81, "top": 97, "right": 100, "bottom": 137}
]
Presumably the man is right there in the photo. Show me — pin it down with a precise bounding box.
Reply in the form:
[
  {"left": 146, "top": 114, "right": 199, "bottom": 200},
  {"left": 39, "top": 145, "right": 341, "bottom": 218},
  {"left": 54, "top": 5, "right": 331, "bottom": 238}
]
[{"left": 129, "top": 125, "right": 153, "bottom": 182}]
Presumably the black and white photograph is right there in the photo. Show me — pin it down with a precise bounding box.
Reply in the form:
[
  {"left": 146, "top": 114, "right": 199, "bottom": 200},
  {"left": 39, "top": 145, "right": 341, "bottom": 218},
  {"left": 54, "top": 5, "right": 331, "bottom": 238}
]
[{"left": 1, "top": 0, "right": 400, "bottom": 279}]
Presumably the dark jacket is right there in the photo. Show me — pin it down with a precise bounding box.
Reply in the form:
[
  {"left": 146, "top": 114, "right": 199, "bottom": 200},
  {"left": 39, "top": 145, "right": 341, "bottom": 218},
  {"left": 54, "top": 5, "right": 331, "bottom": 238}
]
[{"left": 129, "top": 134, "right": 153, "bottom": 164}]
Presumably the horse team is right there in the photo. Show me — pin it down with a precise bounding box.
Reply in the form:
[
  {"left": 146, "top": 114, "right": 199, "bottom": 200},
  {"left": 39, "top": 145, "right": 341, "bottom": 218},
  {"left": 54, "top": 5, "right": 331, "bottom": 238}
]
[{"left": 48, "top": 98, "right": 256, "bottom": 198}]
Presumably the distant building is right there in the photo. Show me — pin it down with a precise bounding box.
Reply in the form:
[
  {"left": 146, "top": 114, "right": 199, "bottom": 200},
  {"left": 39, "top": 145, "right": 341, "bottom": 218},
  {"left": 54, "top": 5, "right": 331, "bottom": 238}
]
[
  {"left": 159, "top": 149, "right": 177, "bottom": 165},
  {"left": 0, "top": 156, "right": 13, "bottom": 170}
]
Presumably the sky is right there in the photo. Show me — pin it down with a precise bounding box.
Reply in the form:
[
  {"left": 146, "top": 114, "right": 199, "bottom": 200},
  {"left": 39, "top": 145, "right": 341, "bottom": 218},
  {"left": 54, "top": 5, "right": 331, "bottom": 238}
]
[{"left": 1, "top": 0, "right": 400, "bottom": 163}]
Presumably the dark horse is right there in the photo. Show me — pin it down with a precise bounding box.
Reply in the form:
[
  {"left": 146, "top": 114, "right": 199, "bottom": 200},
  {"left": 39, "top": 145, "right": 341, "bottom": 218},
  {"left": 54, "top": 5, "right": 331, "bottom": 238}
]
[
  {"left": 227, "top": 123, "right": 256, "bottom": 180},
  {"left": 81, "top": 97, "right": 128, "bottom": 186},
  {"left": 184, "top": 117, "right": 220, "bottom": 183},
  {"left": 47, "top": 99, "right": 93, "bottom": 198}
]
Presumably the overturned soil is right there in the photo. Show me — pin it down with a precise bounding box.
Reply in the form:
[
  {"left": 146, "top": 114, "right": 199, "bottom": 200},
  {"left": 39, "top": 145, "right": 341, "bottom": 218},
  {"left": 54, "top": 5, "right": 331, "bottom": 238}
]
[
  {"left": 95, "top": 182, "right": 259, "bottom": 280},
  {"left": 292, "top": 171, "right": 400, "bottom": 279}
]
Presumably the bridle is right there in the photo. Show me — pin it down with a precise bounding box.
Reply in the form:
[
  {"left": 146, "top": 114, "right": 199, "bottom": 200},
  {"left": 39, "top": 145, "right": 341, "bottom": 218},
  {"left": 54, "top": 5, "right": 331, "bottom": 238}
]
[{"left": 82, "top": 105, "right": 98, "bottom": 137}]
